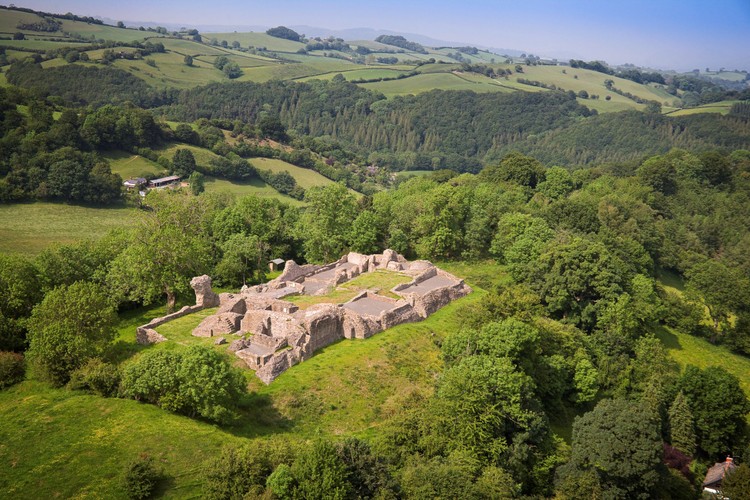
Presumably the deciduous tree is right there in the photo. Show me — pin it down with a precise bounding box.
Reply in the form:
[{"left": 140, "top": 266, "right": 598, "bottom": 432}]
[
  {"left": 556, "top": 398, "right": 663, "bottom": 498},
  {"left": 27, "top": 282, "right": 117, "bottom": 385}
]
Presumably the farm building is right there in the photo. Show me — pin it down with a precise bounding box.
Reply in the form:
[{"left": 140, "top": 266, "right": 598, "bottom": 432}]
[
  {"left": 123, "top": 177, "right": 147, "bottom": 189},
  {"left": 148, "top": 175, "right": 181, "bottom": 189}
]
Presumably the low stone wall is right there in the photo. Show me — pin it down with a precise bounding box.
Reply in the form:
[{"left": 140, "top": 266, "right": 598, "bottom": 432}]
[
  {"left": 380, "top": 302, "right": 422, "bottom": 330},
  {"left": 136, "top": 304, "right": 204, "bottom": 345}
]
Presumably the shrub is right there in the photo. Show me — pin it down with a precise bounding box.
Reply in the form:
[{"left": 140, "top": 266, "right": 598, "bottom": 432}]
[
  {"left": 202, "top": 441, "right": 295, "bottom": 499},
  {"left": 121, "top": 346, "right": 247, "bottom": 423},
  {"left": 123, "top": 454, "right": 160, "bottom": 499},
  {"left": 67, "top": 358, "right": 121, "bottom": 397},
  {"left": 0, "top": 351, "right": 25, "bottom": 389}
]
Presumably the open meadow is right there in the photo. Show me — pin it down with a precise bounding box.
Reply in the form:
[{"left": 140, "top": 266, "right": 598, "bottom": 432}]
[{"left": 0, "top": 203, "right": 135, "bottom": 256}]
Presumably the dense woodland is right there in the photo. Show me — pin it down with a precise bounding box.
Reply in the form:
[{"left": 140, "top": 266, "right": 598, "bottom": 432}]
[
  {"left": 7, "top": 61, "right": 750, "bottom": 172},
  {"left": 2, "top": 8, "right": 750, "bottom": 497}
]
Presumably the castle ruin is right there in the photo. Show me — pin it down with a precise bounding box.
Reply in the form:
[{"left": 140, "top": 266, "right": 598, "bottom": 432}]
[{"left": 137, "top": 250, "right": 471, "bottom": 383}]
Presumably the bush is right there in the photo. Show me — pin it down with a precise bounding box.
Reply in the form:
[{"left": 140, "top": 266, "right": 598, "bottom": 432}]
[
  {"left": 661, "top": 291, "right": 708, "bottom": 337},
  {"left": 67, "top": 358, "right": 121, "bottom": 397},
  {"left": 0, "top": 351, "right": 25, "bottom": 389},
  {"left": 123, "top": 454, "right": 160, "bottom": 499},
  {"left": 202, "top": 441, "right": 295, "bottom": 499},
  {"left": 121, "top": 346, "right": 247, "bottom": 423}
]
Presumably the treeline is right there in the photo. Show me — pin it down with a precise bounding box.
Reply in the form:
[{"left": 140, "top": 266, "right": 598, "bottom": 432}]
[
  {"left": 374, "top": 35, "right": 427, "bottom": 54},
  {"left": 492, "top": 110, "right": 750, "bottom": 165},
  {"left": 265, "top": 26, "right": 301, "bottom": 42},
  {"left": 5, "top": 61, "right": 175, "bottom": 107},
  {"left": 570, "top": 58, "right": 666, "bottom": 85},
  {"left": 16, "top": 16, "right": 61, "bottom": 32}
]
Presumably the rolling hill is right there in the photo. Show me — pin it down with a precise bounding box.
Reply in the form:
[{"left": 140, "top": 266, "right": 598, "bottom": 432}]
[{"left": 4, "top": 5, "right": 745, "bottom": 116}]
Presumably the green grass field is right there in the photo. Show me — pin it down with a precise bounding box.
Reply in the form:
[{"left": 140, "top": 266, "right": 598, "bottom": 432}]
[
  {"left": 665, "top": 100, "right": 738, "bottom": 116},
  {"left": 112, "top": 51, "right": 225, "bottom": 89},
  {"left": 237, "top": 56, "right": 356, "bottom": 83},
  {"left": 0, "top": 9, "right": 42, "bottom": 34},
  {"left": 155, "top": 143, "right": 222, "bottom": 168},
  {"left": 704, "top": 71, "right": 748, "bottom": 82},
  {"left": 655, "top": 326, "right": 750, "bottom": 400},
  {"left": 59, "top": 20, "right": 162, "bottom": 44},
  {"left": 104, "top": 151, "right": 166, "bottom": 179},
  {"left": 360, "top": 72, "right": 512, "bottom": 96},
  {"left": 0, "top": 202, "right": 135, "bottom": 255},
  {"left": 395, "top": 170, "right": 434, "bottom": 179},
  {"left": 203, "top": 176, "right": 305, "bottom": 206},
  {"left": 297, "top": 67, "right": 411, "bottom": 82},
  {"left": 250, "top": 157, "right": 335, "bottom": 190}
]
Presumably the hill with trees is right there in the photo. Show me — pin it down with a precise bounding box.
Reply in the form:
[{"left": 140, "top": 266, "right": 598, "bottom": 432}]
[{"left": 1, "top": 4, "right": 750, "bottom": 499}]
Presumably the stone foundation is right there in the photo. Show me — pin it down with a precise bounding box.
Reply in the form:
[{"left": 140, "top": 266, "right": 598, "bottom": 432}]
[{"left": 136, "top": 250, "right": 471, "bottom": 383}]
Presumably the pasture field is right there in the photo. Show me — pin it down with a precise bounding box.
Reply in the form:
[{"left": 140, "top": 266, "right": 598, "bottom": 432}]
[
  {"left": 395, "top": 170, "right": 434, "bottom": 179},
  {"left": 360, "top": 71, "right": 512, "bottom": 96},
  {"left": 370, "top": 50, "right": 444, "bottom": 63},
  {"left": 39, "top": 58, "right": 68, "bottom": 69},
  {"left": 0, "top": 9, "right": 42, "bottom": 34},
  {"left": 159, "top": 38, "right": 231, "bottom": 56},
  {"left": 296, "top": 67, "right": 410, "bottom": 82},
  {"left": 665, "top": 100, "right": 738, "bottom": 116},
  {"left": 58, "top": 20, "right": 161, "bottom": 44},
  {"left": 237, "top": 58, "right": 355, "bottom": 83},
  {"left": 0, "top": 202, "right": 135, "bottom": 255},
  {"left": 513, "top": 65, "right": 649, "bottom": 110},
  {"left": 207, "top": 32, "right": 306, "bottom": 53},
  {"left": 155, "top": 143, "right": 223, "bottom": 168},
  {"left": 704, "top": 71, "right": 748, "bottom": 82},
  {"left": 83, "top": 47, "right": 139, "bottom": 60},
  {"left": 655, "top": 326, "right": 750, "bottom": 403},
  {"left": 198, "top": 53, "right": 276, "bottom": 69},
  {"left": 203, "top": 176, "right": 305, "bottom": 206},
  {"left": 103, "top": 151, "right": 166, "bottom": 179},
  {"left": 250, "top": 157, "right": 335, "bottom": 190},
  {"left": 112, "top": 52, "right": 224, "bottom": 89}
]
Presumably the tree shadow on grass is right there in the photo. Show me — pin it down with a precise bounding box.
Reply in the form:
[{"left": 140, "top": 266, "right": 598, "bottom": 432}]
[
  {"left": 152, "top": 473, "right": 175, "bottom": 498},
  {"left": 654, "top": 325, "right": 683, "bottom": 351},
  {"left": 226, "top": 392, "right": 294, "bottom": 439}
]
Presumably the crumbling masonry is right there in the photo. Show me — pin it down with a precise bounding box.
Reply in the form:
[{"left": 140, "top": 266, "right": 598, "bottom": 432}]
[{"left": 137, "top": 250, "right": 471, "bottom": 383}]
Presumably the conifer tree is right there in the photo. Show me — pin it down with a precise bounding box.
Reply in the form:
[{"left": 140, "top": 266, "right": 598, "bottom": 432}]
[{"left": 668, "top": 391, "right": 697, "bottom": 456}]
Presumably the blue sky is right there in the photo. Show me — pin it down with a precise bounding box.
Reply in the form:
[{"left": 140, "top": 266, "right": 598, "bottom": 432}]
[{"left": 14, "top": 0, "right": 750, "bottom": 70}]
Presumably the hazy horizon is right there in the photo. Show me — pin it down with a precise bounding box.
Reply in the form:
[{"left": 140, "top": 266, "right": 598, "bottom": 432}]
[{"left": 10, "top": 0, "right": 750, "bottom": 71}]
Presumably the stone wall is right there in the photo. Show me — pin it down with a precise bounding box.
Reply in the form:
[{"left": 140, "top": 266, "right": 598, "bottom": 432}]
[
  {"left": 138, "top": 250, "right": 472, "bottom": 384},
  {"left": 136, "top": 305, "right": 203, "bottom": 345}
]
